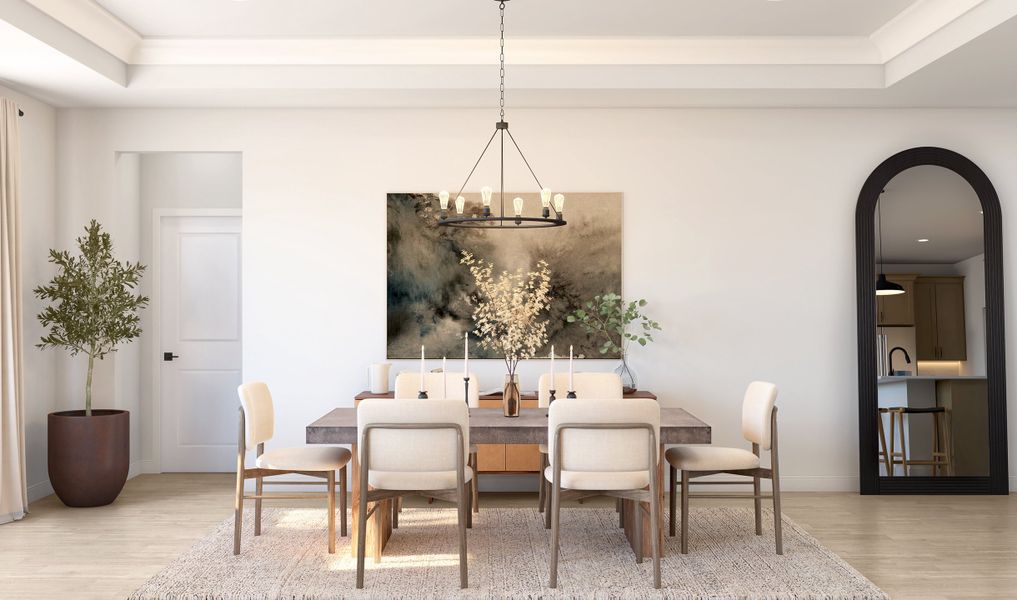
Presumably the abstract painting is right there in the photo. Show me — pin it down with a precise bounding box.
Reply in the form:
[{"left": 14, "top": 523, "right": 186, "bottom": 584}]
[{"left": 387, "top": 192, "right": 622, "bottom": 359}]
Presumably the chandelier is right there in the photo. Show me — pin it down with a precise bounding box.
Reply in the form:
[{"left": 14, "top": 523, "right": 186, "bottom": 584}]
[{"left": 437, "top": 0, "right": 566, "bottom": 229}]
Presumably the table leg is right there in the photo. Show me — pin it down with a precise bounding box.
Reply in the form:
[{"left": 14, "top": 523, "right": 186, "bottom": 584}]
[
  {"left": 621, "top": 443, "right": 664, "bottom": 559},
  {"left": 349, "top": 442, "right": 392, "bottom": 561}
]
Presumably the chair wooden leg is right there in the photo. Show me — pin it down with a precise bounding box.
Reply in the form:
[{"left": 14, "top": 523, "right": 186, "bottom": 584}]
[
  {"left": 544, "top": 479, "right": 552, "bottom": 530},
  {"left": 458, "top": 481, "right": 469, "bottom": 588},
  {"left": 466, "top": 481, "right": 473, "bottom": 529},
  {"left": 392, "top": 496, "right": 399, "bottom": 529},
  {"left": 617, "top": 498, "right": 624, "bottom": 529},
  {"left": 233, "top": 469, "right": 244, "bottom": 555},
  {"left": 649, "top": 469, "right": 662, "bottom": 588},
  {"left": 668, "top": 465, "right": 677, "bottom": 537},
  {"left": 471, "top": 452, "right": 480, "bottom": 514},
  {"left": 355, "top": 477, "right": 368, "bottom": 588},
  {"left": 339, "top": 465, "right": 348, "bottom": 537},
  {"left": 254, "top": 475, "right": 263, "bottom": 536},
  {"left": 327, "top": 471, "right": 336, "bottom": 554},
  {"left": 537, "top": 452, "right": 547, "bottom": 513},
  {"left": 772, "top": 473, "right": 783, "bottom": 555},
  {"left": 549, "top": 480, "right": 562, "bottom": 588},
  {"left": 680, "top": 470, "right": 689, "bottom": 554},
  {"left": 634, "top": 492, "right": 643, "bottom": 564},
  {"left": 753, "top": 475, "right": 762, "bottom": 535}
]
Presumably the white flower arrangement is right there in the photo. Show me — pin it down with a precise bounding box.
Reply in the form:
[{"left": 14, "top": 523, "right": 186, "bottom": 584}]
[{"left": 461, "top": 250, "right": 551, "bottom": 376}]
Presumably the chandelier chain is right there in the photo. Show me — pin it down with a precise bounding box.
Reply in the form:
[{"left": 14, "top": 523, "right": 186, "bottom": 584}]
[{"left": 499, "top": 1, "right": 506, "bottom": 119}]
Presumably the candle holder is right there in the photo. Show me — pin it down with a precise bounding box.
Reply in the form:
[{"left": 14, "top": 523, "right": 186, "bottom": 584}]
[
  {"left": 463, "top": 377, "right": 471, "bottom": 411},
  {"left": 548, "top": 389, "right": 556, "bottom": 403},
  {"left": 417, "top": 391, "right": 429, "bottom": 399},
  {"left": 566, "top": 390, "right": 577, "bottom": 399}
]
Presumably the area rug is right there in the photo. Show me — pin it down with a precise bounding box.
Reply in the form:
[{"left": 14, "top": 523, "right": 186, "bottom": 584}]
[{"left": 130, "top": 507, "right": 887, "bottom": 600}]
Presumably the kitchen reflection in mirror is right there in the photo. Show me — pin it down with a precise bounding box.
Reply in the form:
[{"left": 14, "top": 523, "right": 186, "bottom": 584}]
[{"left": 874, "top": 165, "right": 989, "bottom": 477}]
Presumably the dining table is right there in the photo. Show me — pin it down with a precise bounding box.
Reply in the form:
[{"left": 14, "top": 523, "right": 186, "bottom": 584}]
[{"left": 306, "top": 393, "right": 711, "bottom": 561}]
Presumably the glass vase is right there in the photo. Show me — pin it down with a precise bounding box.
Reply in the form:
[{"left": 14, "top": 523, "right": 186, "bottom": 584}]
[
  {"left": 615, "top": 355, "right": 637, "bottom": 394},
  {"left": 503, "top": 373, "right": 521, "bottom": 417}
]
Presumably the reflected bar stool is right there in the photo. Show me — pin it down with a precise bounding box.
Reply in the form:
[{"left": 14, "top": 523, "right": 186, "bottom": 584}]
[
  {"left": 234, "top": 382, "right": 351, "bottom": 555},
  {"left": 879, "top": 406, "right": 952, "bottom": 477}
]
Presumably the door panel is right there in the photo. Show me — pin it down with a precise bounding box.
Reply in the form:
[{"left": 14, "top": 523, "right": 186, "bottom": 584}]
[
  {"left": 161, "top": 215, "right": 242, "bottom": 472},
  {"left": 935, "top": 281, "right": 967, "bottom": 360}
]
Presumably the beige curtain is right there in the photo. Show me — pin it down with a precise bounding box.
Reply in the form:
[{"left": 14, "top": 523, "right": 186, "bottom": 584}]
[{"left": 0, "top": 98, "right": 27, "bottom": 524}]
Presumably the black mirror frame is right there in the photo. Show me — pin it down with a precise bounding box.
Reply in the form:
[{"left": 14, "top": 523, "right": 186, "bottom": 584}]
[{"left": 856, "top": 146, "right": 1009, "bottom": 494}]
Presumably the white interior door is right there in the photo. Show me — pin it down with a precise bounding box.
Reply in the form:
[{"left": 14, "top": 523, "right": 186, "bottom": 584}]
[{"left": 160, "top": 215, "right": 242, "bottom": 472}]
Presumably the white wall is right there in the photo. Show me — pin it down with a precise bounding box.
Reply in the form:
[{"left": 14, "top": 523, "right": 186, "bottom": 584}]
[
  {"left": 52, "top": 107, "right": 1017, "bottom": 491},
  {"left": 1, "top": 85, "right": 58, "bottom": 501}
]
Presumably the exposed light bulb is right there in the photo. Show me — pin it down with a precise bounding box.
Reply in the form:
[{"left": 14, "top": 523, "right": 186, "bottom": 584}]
[
  {"left": 540, "top": 188, "right": 552, "bottom": 208},
  {"left": 455, "top": 195, "right": 466, "bottom": 215},
  {"left": 553, "top": 193, "right": 565, "bottom": 212},
  {"left": 438, "top": 190, "right": 450, "bottom": 210},
  {"left": 481, "top": 186, "right": 493, "bottom": 207},
  {"left": 513, "top": 196, "right": 524, "bottom": 216}
]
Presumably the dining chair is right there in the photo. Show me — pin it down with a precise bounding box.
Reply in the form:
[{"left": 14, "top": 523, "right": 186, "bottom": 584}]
[
  {"left": 665, "top": 381, "right": 783, "bottom": 554},
  {"left": 536, "top": 372, "right": 623, "bottom": 513},
  {"left": 394, "top": 371, "right": 480, "bottom": 517},
  {"left": 234, "top": 382, "right": 352, "bottom": 555},
  {"left": 355, "top": 399, "right": 472, "bottom": 589},
  {"left": 546, "top": 397, "right": 662, "bottom": 589}
]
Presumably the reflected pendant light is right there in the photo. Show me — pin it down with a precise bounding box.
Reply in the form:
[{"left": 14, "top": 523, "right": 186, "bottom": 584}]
[
  {"left": 876, "top": 192, "right": 905, "bottom": 296},
  {"left": 436, "top": 1, "right": 566, "bottom": 230}
]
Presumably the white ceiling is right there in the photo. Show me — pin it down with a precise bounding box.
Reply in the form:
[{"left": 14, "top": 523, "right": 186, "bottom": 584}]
[
  {"left": 879, "top": 165, "right": 984, "bottom": 264},
  {"left": 94, "top": 0, "right": 918, "bottom": 39},
  {"left": 2, "top": 0, "right": 1017, "bottom": 108}
]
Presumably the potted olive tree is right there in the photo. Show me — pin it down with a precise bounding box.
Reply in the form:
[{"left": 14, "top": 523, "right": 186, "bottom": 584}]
[{"left": 35, "top": 220, "right": 148, "bottom": 507}]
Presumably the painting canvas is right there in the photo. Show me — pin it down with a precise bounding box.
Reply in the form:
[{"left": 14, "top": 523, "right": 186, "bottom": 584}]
[{"left": 387, "top": 192, "right": 623, "bottom": 359}]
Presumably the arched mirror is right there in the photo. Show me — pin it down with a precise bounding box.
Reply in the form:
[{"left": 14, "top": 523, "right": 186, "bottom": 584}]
[{"left": 856, "top": 147, "right": 1008, "bottom": 494}]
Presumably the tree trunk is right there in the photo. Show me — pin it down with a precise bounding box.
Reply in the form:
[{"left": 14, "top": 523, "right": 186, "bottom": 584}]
[{"left": 85, "top": 354, "right": 94, "bottom": 417}]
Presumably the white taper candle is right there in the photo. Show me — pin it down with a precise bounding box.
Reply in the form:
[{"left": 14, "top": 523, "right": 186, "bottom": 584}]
[
  {"left": 568, "top": 345, "right": 574, "bottom": 391},
  {"left": 419, "top": 345, "right": 425, "bottom": 392}
]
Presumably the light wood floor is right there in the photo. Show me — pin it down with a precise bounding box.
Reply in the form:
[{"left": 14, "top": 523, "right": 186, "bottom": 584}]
[{"left": 2, "top": 474, "right": 1015, "bottom": 599}]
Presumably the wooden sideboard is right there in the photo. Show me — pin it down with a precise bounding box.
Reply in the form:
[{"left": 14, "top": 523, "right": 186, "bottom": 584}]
[{"left": 353, "top": 390, "right": 658, "bottom": 474}]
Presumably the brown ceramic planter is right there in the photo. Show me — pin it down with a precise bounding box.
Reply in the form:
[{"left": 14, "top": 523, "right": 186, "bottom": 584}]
[{"left": 48, "top": 409, "right": 130, "bottom": 507}]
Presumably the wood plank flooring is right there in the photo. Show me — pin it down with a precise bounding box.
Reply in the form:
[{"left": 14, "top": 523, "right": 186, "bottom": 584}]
[{"left": 1, "top": 474, "right": 1015, "bottom": 599}]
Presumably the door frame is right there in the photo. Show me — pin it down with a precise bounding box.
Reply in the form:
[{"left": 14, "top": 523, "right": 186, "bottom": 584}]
[
  {"left": 151, "top": 208, "right": 243, "bottom": 473},
  {"left": 855, "top": 147, "right": 1008, "bottom": 494}
]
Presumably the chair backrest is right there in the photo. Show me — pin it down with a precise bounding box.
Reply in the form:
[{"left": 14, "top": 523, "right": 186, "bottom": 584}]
[
  {"left": 237, "top": 382, "right": 274, "bottom": 449},
  {"left": 357, "top": 399, "right": 470, "bottom": 473},
  {"left": 547, "top": 398, "right": 660, "bottom": 473},
  {"left": 537, "top": 372, "right": 623, "bottom": 407},
  {"left": 741, "top": 381, "right": 779, "bottom": 450},
  {"left": 394, "top": 372, "right": 480, "bottom": 407}
]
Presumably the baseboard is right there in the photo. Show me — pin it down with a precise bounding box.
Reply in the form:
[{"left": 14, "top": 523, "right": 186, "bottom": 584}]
[{"left": 27, "top": 479, "right": 54, "bottom": 503}]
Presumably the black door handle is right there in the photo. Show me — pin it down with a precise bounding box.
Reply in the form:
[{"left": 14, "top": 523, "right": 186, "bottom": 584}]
[{"left": 163, "top": 352, "right": 180, "bottom": 362}]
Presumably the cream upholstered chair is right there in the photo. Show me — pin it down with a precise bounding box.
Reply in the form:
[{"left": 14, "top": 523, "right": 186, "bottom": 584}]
[
  {"left": 536, "top": 372, "right": 623, "bottom": 512},
  {"left": 234, "top": 382, "right": 352, "bottom": 555},
  {"left": 666, "top": 381, "right": 783, "bottom": 554},
  {"left": 546, "top": 398, "right": 662, "bottom": 589},
  {"left": 355, "top": 399, "right": 472, "bottom": 589},
  {"left": 394, "top": 371, "right": 480, "bottom": 516}
]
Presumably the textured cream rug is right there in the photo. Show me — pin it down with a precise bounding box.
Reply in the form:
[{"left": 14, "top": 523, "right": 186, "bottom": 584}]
[{"left": 131, "top": 507, "right": 886, "bottom": 600}]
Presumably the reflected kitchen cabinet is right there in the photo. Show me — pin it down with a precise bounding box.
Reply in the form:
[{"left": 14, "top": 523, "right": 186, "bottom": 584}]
[
  {"left": 877, "top": 274, "right": 916, "bottom": 326},
  {"left": 914, "top": 276, "right": 966, "bottom": 361}
]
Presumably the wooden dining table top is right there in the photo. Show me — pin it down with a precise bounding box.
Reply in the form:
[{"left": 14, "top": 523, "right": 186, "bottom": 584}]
[{"left": 306, "top": 402, "right": 711, "bottom": 446}]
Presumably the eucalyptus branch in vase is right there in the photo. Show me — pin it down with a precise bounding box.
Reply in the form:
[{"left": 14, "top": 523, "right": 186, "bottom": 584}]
[
  {"left": 567, "top": 293, "right": 662, "bottom": 392},
  {"left": 461, "top": 251, "right": 551, "bottom": 416}
]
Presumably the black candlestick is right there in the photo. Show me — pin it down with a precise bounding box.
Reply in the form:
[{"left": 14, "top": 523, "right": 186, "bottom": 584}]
[
  {"left": 417, "top": 390, "right": 429, "bottom": 399},
  {"left": 463, "top": 377, "right": 471, "bottom": 410},
  {"left": 548, "top": 389, "right": 557, "bottom": 403},
  {"left": 566, "top": 390, "right": 577, "bottom": 399}
]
